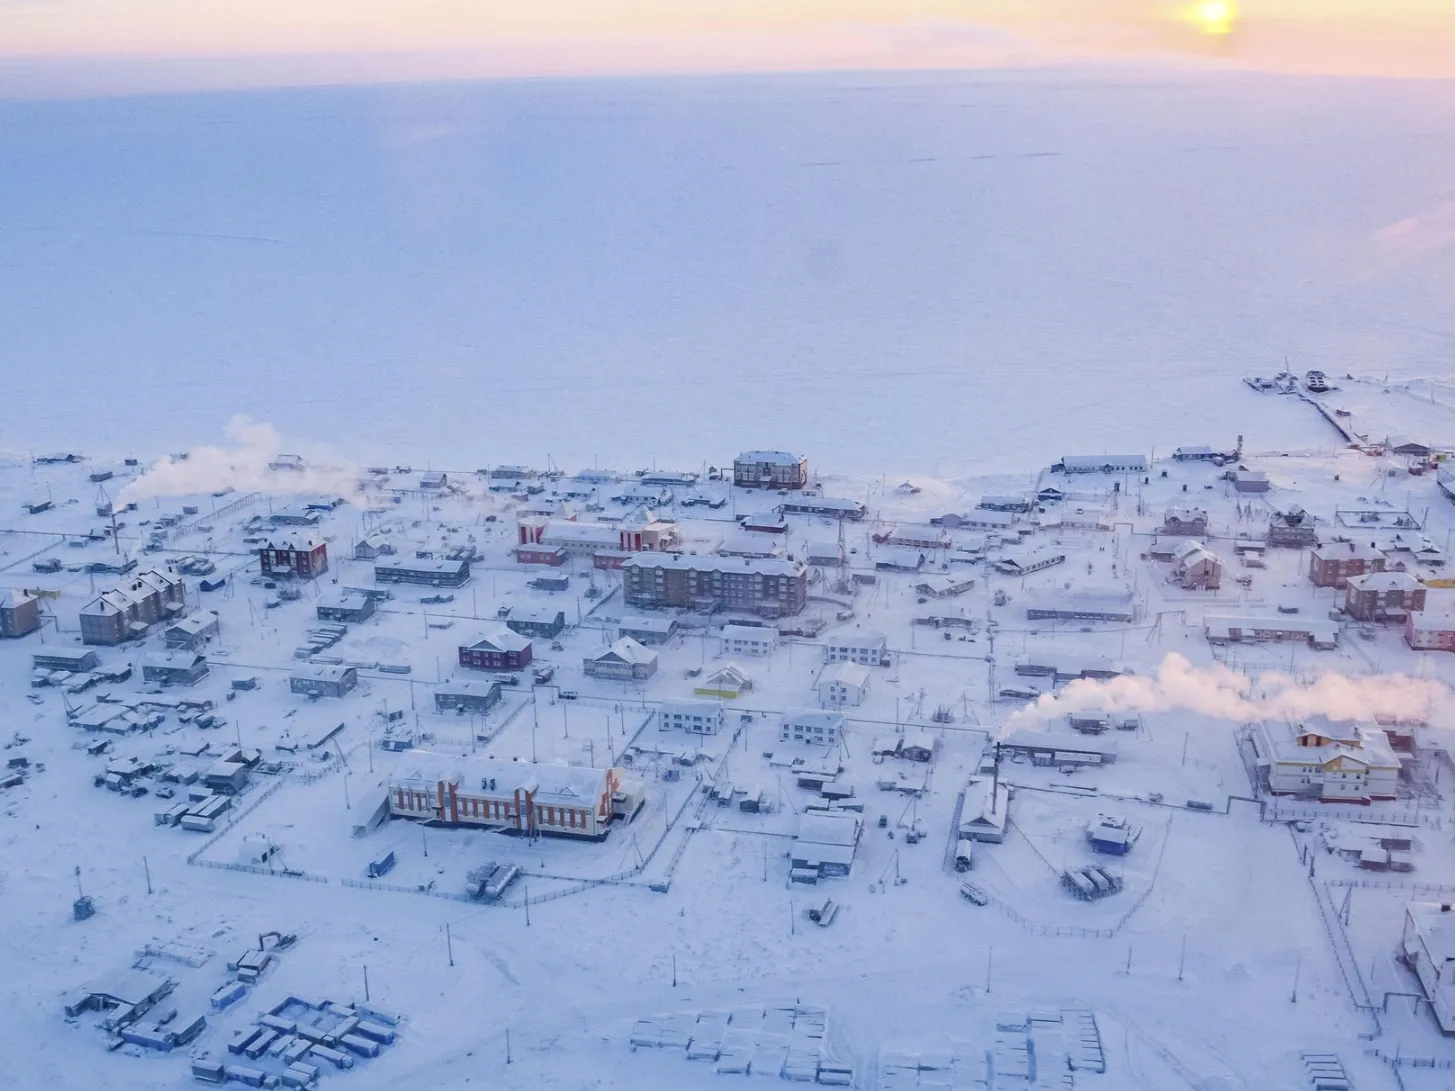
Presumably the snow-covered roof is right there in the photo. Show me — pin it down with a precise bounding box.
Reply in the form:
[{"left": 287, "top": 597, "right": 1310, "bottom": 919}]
[
  {"left": 736, "top": 451, "right": 802, "bottom": 465},
  {"left": 820, "top": 661, "right": 870, "bottom": 688},
  {"left": 622, "top": 553, "right": 804, "bottom": 578},
  {"left": 796, "top": 810, "right": 859, "bottom": 847},
  {"left": 1346, "top": 571, "right": 1421, "bottom": 593},
  {"left": 467, "top": 625, "right": 532, "bottom": 653},
  {"left": 587, "top": 637, "right": 657, "bottom": 666}
]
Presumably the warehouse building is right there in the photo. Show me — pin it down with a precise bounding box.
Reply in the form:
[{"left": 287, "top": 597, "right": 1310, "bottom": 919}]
[{"left": 375, "top": 557, "right": 471, "bottom": 587}]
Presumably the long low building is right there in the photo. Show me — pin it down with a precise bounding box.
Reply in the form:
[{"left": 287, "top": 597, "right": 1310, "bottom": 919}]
[
  {"left": 998, "top": 730, "right": 1119, "bottom": 765},
  {"left": 389, "top": 758, "right": 630, "bottom": 840},
  {"left": 375, "top": 557, "right": 471, "bottom": 587},
  {"left": 778, "top": 496, "right": 866, "bottom": 520},
  {"left": 1205, "top": 614, "right": 1338, "bottom": 650}
]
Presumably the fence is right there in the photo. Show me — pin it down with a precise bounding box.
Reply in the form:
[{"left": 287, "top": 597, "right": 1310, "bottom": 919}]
[
  {"left": 185, "top": 780, "right": 285, "bottom": 864},
  {"left": 1327, "top": 878, "right": 1455, "bottom": 895},
  {"left": 1265, "top": 802, "right": 1419, "bottom": 827},
  {"left": 979, "top": 892, "right": 1115, "bottom": 940},
  {"left": 1309, "top": 876, "right": 1377, "bottom": 1015},
  {"left": 339, "top": 877, "right": 477, "bottom": 904},
  {"left": 192, "top": 859, "right": 327, "bottom": 883}
]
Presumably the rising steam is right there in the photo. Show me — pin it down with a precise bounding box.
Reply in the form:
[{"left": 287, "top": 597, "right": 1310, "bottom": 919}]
[
  {"left": 119, "top": 416, "right": 359, "bottom": 503},
  {"left": 1007, "top": 652, "right": 1450, "bottom": 729}
]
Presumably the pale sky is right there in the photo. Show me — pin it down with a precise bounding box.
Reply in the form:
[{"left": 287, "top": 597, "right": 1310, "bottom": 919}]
[{"left": 1, "top": 1, "right": 1453, "bottom": 94}]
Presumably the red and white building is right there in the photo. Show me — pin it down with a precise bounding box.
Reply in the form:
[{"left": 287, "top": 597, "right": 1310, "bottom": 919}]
[
  {"left": 1407, "top": 593, "right": 1455, "bottom": 652},
  {"left": 259, "top": 538, "right": 328, "bottom": 579},
  {"left": 390, "top": 758, "right": 631, "bottom": 840},
  {"left": 517, "top": 510, "right": 678, "bottom": 560}
]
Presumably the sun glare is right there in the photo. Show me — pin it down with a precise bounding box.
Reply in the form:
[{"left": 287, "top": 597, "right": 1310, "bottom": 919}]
[{"left": 1186, "top": 0, "right": 1238, "bottom": 36}]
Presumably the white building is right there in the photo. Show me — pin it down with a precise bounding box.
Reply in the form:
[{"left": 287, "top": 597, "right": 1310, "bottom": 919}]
[
  {"left": 1401, "top": 903, "right": 1455, "bottom": 1033},
  {"left": 817, "top": 661, "right": 870, "bottom": 708},
  {"left": 656, "top": 698, "right": 724, "bottom": 735},
  {"left": 1250, "top": 716, "right": 1400, "bottom": 802},
  {"left": 958, "top": 777, "right": 1011, "bottom": 843},
  {"left": 790, "top": 810, "right": 860, "bottom": 879},
  {"left": 1058, "top": 454, "right": 1149, "bottom": 475},
  {"left": 824, "top": 633, "right": 887, "bottom": 665},
  {"left": 720, "top": 624, "right": 779, "bottom": 658},
  {"left": 780, "top": 709, "right": 844, "bottom": 747}
]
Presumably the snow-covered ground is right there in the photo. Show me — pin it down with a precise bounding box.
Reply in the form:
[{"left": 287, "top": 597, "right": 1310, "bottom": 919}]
[
  {"left": 3, "top": 382, "right": 1455, "bottom": 1088},
  {"left": 2, "top": 68, "right": 1454, "bottom": 473}
]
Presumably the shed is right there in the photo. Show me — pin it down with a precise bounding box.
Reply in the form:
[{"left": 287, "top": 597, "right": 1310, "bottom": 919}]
[
  {"left": 317, "top": 594, "right": 376, "bottom": 624},
  {"left": 289, "top": 664, "right": 358, "bottom": 698}
]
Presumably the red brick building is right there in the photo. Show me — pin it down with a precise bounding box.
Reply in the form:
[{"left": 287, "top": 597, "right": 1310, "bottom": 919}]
[
  {"left": 1344, "top": 571, "right": 1426, "bottom": 621},
  {"left": 259, "top": 539, "right": 328, "bottom": 579},
  {"left": 459, "top": 625, "right": 533, "bottom": 671},
  {"left": 1309, "top": 542, "right": 1385, "bottom": 589}
]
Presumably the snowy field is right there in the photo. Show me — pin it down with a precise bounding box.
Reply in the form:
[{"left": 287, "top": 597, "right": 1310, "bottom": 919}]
[
  {"left": 2, "top": 68, "right": 1455, "bottom": 474},
  {"left": 3, "top": 380, "right": 1455, "bottom": 1088}
]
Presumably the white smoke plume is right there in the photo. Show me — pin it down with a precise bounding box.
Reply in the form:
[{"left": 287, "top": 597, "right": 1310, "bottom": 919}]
[
  {"left": 1006, "top": 652, "right": 1451, "bottom": 730},
  {"left": 119, "top": 416, "right": 360, "bottom": 504}
]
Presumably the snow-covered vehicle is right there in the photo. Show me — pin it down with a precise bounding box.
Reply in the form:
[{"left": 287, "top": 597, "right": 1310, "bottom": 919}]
[{"left": 959, "top": 881, "right": 988, "bottom": 905}]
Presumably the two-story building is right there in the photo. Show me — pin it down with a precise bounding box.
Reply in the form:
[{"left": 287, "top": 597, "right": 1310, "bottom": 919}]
[
  {"left": 734, "top": 451, "right": 808, "bottom": 490},
  {"left": 1309, "top": 542, "right": 1386, "bottom": 588},
  {"left": 583, "top": 637, "right": 658, "bottom": 681},
  {"left": 1249, "top": 715, "right": 1400, "bottom": 802},
  {"left": 1344, "top": 571, "right": 1426, "bottom": 621},
  {"left": 459, "top": 627, "right": 533, "bottom": 671}
]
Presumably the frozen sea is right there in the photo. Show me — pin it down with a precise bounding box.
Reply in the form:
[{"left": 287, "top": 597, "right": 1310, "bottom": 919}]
[{"left": 2, "top": 66, "right": 1453, "bottom": 474}]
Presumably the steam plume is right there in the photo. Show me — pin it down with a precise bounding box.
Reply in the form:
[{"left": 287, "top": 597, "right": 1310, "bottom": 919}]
[
  {"left": 1006, "top": 653, "right": 1450, "bottom": 730},
  {"left": 119, "top": 416, "right": 359, "bottom": 503}
]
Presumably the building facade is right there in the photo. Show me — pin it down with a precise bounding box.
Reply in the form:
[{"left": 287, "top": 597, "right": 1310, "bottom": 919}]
[
  {"left": 390, "top": 760, "right": 626, "bottom": 840},
  {"left": 622, "top": 554, "right": 807, "bottom": 617},
  {"left": 720, "top": 624, "right": 778, "bottom": 657},
  {"left": 79, "top": 570, "right": 186, "bottom": 646},
  {"left": 734, "top": 451, "right": 808, "bottom": 490},
  {"left": 1309, "top": 542, "right": 1386, "bottom": 588},
  {"left": 0, "top": 590, "right": 40, "bottom": 638},
  {"left": 824, "top": 634, "right": 888, "bottom": 666},
  {"left": 656, "top": 698, "right": 724, "bottom": 735},
  {"left": 259, "top": 539, "right": 328, "bottom": 579},
  {"left": 583, "top": 638, "right": 658, "bottom": 681},
  {"left": 1344, "top": 571, "right": 1426, "bottom": 621},
  {"left": 290, "top": 665, "right": 358, "bottom": 698},
  {"left": 434, "top": 680, "right": 503, "bottom": 715},
  {"left": 459, "top": 627, "right": 533, "bottom": 671},
  {"left": 780, "top": 710, "right": 843, "bottom": 747},
  {"left": 375, "top": 557, "right": 472, "bottom": 587},
  {"left": 818, "top": 662, "right": 870, "bottom": 707},
  {"left": 504, "top": 608, "right": 566, "bottom": 640},
  {"left": 1250, "top": 716, "right": 1399, "bottom": 802},
  {"left": 1407, "top": 599, "right": 1455, "bottom": 652}
]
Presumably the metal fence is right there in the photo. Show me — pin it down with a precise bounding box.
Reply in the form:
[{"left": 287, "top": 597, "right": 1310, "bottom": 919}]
[{"left": 192, "top": 859, "right": 327, "bottom": 883}]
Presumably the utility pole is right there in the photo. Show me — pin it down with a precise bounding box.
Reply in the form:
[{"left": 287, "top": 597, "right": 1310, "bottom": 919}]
[
  {"left": 1177, "top": 935, "right": 1186, "bottom": 982},
  {"left": 1291, "top": 951, "right": 1302, "bottom": 1003},
  {"left": 524, "top": 885, "right": 531, "bottom": 927},
  {"left": 445, "top": 922, "right": 454, "bottom": 967},
  {"left": 363, "top": 965, "right": 370, "bottom": 1001},
  {"left": 142, "top": 856, "right": 152, "bottom": 895},
  {"left": 985, "top": 947, "right": 993, "bottom": 994}
]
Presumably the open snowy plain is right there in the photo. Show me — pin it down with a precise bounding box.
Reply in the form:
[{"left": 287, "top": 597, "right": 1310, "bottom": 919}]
[{"left": 2, "top": 65, "right": 1455, "bottom": 1091}]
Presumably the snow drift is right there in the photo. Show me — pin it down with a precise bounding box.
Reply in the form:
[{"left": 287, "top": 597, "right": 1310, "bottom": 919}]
[
  {"left": 1006, "top": 653, "right": 1451, "bottom": 729},
  {"left": 119, "top": 416, "right": 357, "bottom": 503}
]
